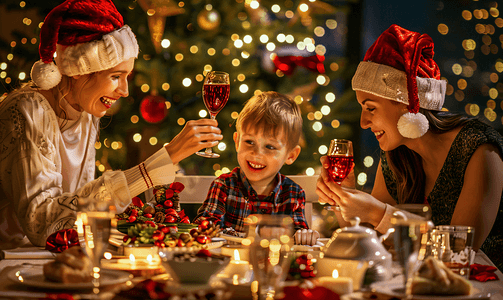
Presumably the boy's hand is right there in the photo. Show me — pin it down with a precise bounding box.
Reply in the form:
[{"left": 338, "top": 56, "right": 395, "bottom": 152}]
[{"left": 294, "top": 229, "right": 320, "bottom": 246}]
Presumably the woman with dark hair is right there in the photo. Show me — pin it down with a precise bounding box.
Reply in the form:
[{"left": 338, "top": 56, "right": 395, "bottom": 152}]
[{"left": 316, "top": 25, "right": 503, "bottom": 270}]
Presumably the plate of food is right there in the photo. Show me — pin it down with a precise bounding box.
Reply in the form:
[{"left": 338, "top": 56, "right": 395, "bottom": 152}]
[
  {"left": 367, "top": 257, "right": 491, "bottom": 300},
  {"left": 7, "top": 265, "right": 131, "bottom": 290}
]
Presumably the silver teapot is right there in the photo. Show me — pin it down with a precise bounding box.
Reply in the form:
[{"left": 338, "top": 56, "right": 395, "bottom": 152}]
[{"left": 320, "top": 217, "right": 393, "bottom": 285}]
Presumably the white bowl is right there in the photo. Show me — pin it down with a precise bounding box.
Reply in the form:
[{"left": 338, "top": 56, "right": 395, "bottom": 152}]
[{"left": 159, "top": 250, "right": 230, "bottom": 284}]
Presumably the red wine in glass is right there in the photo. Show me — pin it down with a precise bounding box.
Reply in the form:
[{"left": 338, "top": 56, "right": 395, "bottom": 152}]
[
  {"left": 327, "top": 155, "right": 354, "bottom": 183},
  {"left": 196, "top": 71, "right": 230, "bottom": 158},
  {"left": 324, "top": 139, "right": 354, "bottom": 211},
  {"left": 203, "top": 83, "right": 230, "bottom": 116}
]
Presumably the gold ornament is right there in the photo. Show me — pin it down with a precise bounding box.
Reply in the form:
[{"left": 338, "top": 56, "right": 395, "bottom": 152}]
[
  {"left": 138, "top": 0, "right": 185, "bottom": 53},
  {"left": 197, "top": 9, "right": 221, "bottom": 31}
]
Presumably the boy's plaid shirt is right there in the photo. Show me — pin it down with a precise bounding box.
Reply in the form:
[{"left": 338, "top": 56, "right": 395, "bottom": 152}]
[{"left": 193, "top": 167, "right": 309, "bottom": 233}]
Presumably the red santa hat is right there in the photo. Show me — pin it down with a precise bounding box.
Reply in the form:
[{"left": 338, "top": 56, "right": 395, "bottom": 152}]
[
  {"left": 352, "top": 24, "right": 446, "bottom": 139},
  {"left": 30, "top": 0, "right": 139, "bottom": 90}
]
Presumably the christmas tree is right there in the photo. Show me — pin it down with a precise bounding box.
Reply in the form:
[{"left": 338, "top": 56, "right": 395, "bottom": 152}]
[{"left": 0, "top": 0, "right": 364, "bottom": 180}]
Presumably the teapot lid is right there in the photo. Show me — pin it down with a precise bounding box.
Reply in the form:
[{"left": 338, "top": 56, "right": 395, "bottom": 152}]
[{"left": 338, "top": 217, "right": 377, "bottom": 237}]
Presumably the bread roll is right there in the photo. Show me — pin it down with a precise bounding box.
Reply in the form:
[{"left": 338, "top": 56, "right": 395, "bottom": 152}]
[
  {"left": 43, "top": 246, "right": 93, "bottom": 283},
  {"left": 409, "top": 256, "right": 472, "bottom": 296}
]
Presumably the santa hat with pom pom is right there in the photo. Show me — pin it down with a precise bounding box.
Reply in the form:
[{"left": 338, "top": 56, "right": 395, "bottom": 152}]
[
  {"left": 351, "top": 24, "right": 446, "bottom": 139},
  {"left": 31, "top": 0, "right": 139, "bottom": 90}
]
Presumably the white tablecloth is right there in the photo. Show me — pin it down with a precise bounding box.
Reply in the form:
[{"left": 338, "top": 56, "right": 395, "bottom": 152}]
[{"left": 1, "top": 245, "right": 502, "bottom": 300}]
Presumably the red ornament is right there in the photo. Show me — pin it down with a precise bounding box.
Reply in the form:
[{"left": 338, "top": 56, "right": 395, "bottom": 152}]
[
  {"left": 165, "top": 215, "right": 177, "bottom": 223},
  {"left": 140, "top": 95, "right": 168, "bottom": 123}
]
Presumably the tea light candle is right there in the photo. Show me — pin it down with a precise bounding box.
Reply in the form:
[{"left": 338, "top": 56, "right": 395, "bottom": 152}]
[
  {"left": 317, "top": 270, "right": 353, "bottom": 295},
  {"left": 220, "top": 250, "right": 251, "bottom": 283}
]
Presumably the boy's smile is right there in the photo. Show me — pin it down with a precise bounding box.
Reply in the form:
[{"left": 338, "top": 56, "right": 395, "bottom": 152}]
[{"left": 234, "top": 127, "right": 300, "bottom": 195}]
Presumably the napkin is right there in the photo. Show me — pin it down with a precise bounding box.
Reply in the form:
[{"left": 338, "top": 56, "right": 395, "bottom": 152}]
[
  {"left": 45, "top": 229, "right": 79, "bottom": 253},
  {"left": 470, "top": 263, "right": 499, "bottom": 282}
]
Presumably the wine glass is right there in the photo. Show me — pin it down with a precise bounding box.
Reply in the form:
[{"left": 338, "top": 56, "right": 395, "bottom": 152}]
[
  {"left": 324, "top": 139, "right": 354, "bottom": 211},
  {"left": 196, "top": 70, "right": 230, "bottom": 158},
  {"left": 391, "top": 204, "right": 432, "bottom": 298},
  {"left": 248, "top": 214, "right": 294, "bottom": 300},
  {"left": 75, "top": 188, "right": 117, "bottom": 295}
]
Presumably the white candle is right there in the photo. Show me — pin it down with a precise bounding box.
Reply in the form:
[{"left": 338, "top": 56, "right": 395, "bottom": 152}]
[
  {"left": 220, "top": 249, "right": 251, "bottom": 283},
  {"left": 317, "top": 270, "right": 353, "bottom": 295}
]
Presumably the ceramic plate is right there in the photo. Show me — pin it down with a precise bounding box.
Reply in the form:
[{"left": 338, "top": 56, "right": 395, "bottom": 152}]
[
  {"left": 368, "top": 281, "right": 491, "bottom": 300},
  {"left": 7, "top": 266, "right": 132, "bottom": 290}
]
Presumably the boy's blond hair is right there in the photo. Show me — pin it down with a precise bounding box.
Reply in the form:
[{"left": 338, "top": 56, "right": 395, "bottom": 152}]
[{"left": 236, "top": 91, "right": 302, "bottom": 150}]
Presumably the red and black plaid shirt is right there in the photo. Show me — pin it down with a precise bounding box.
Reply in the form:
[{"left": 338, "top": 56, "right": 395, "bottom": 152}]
[{"left": 193, "top": 167, "right": 308, "bottom": 233}]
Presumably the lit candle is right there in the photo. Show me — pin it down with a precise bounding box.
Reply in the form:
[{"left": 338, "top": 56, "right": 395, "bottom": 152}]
[
  {"left": 317, "top": 269, "right": 353, "bottom": 295},
  {"left": 220, "top": 249, "right": 251, "bottom": 283}
]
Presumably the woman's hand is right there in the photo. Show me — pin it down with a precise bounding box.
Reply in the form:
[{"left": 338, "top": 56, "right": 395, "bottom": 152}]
[
  {"left": 316, "top": 156, "right": 386, "bottom": 226},
  {"left": 164, "top": 119, "right": 223, "bottom": 164}
]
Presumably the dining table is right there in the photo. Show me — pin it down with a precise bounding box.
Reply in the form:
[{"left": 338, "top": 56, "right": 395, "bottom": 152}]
[{"left": 1, "top": 233, "right": 502, "bottom": 300}]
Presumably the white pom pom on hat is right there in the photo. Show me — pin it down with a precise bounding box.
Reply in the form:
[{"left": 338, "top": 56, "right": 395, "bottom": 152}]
[
  {"left": 30, "top": 60, "right": 62, "bottom": 91},
  {"left": 397, "top": 112, "right": 429, "bottom": 139},
  {"left": 351, "top": 24, "right": 447, "bottom": 139},
  {"left": 30, "top": 0, "right": 138, "bottom": 90}
]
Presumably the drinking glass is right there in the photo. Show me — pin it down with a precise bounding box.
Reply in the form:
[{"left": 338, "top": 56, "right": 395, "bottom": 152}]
[
  {"left": 391, "top": 204, "right": 432, "bottom": 298},
  {"left": 75, "top": 189, "right": 117, "bottom": 295},
  {"left": 196, "top": 70, "right": 230, "bottom": 158},
  {"left": 324, "top": 139, "right": 354, "bottom": 211},
  {"left": 248, "top": 214, "right": 294, "bottom": 300}
]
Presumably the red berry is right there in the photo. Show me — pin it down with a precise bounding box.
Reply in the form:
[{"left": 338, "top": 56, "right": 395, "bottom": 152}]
[
  {"left": 160, "top": 226, "right": 170, "bottom": 234},
  {"left": 180, "top": 216, "right": 190, "bottom": 224},
  {"left": 144, "top": 213, "right": 152, "bottom": 218},
  {"left": 165, "top": 215, "right": 177, "bottom": 223},
  {"left": 196, "top": 235, "right": 209, "bottom": 244},
  {"left": 300, "top": 271, "right": 311, "bottom": 278},
  {"left": 165, "top": 208, "right": 177, "bottom": 216},
  {"left": 131, "top": 196, "right": 144, "bottom": 208},
  {"left": 130, "top": 209, "right": 138, "bottom": 217},
  {"left": 154, "top": 240, "right": 165, "bottom": 248},
  {"left": 189, "top": 228, "right": 198, "bottom": 237},
  {"left": 177, "top": 239, "right": 185, "bottom": 247},
  {"left": 201, "top": 220, "right": 209, "bottom": 228},
  {"left": 152, "top": 230, "right": 165, "bottom": 241},
  {"left": 128, "top": 215, "right": 137, "bottom": 223},
  {"left": 123, "top": 236, "right": 130, "bottom": 242},
  {"left": 163, "top": 200, "right": 173, "bottom": 208}
]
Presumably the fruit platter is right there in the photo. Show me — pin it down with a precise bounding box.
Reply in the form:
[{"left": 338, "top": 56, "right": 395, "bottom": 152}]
[{"left": 116, "top": 182, "right": 222, "bottom": 249}]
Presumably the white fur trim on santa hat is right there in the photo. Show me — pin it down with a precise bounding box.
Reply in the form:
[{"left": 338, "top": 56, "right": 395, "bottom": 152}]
[
  {"left": 55, "top": 25, "right": 138, "bottom": 77},
  {"left": 352, "top": 61, "right": 446, "bottom": 111},
  {"left": 30, "top": 60, "right": 62, "bottom": 90},
  {"left": 397, "top": 112, "right": 429, "bottom": 139}
]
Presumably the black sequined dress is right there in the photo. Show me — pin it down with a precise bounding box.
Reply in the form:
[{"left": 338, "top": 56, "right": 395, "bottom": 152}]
[{"left": 381, "top": 120, "right": 503, "bottom": 271}]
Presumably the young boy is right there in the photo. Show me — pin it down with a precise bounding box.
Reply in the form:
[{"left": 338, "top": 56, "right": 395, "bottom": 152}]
[{"left": 194, "top": 91, "right": 319, "bottom": 245}]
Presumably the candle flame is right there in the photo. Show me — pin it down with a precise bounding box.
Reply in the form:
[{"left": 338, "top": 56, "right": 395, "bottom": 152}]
[
  {"left": 129, "top": 254, "right": 136, "bottom": 262},
  {"left": 147, "top": 254, "right": 153, "bottom": 263},
  {"left": 232, "top": 274, "right": 239, "bottom": 285},
  {"left": 332, "top": 269, "right": 339, "bottom": 278},
  {"left": 234, "top": 249, "right": 241, "bottom": 261}
]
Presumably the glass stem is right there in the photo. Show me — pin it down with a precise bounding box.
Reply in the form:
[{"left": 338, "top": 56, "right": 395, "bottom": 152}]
[{"left": 205, "top": 114, "right": 217, "bottom": 154}]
